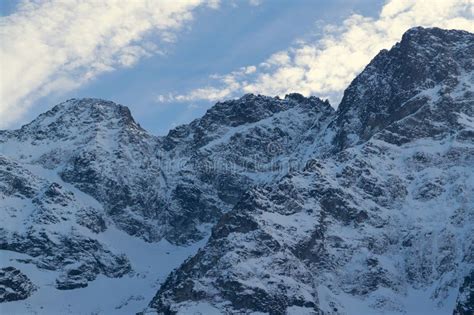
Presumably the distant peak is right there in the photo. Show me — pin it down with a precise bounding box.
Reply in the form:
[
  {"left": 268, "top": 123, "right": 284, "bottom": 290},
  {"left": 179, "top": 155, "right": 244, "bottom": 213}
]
[
  {"left": 402, "top": 26, "right": 471, "bottom": 37},
  {"left": 399, "top": 26, "right": 473, "bottom": 49},
  {"left": 333, "top": 26, "right": 473, "bottom": 150},
  {"left": 204, "top": 92, "right": 330, "bottom": 127},
  {"left": 236, "top": 93, "right": 325, "bottom": 104},
  {"left": 15, "top": 98, "right": 144, "bottom": 139},
  {"left": 235, "top": 93, "right": 276, "bottom": 103},
  {"left": 284, "top": 93, "right": 306, "bottom": 102},
  {"left": 53, "top": 98, "right": 127, "bottom": 113},
  {"left": 284, "top": 93, "right": 329, "bottom": 106}
]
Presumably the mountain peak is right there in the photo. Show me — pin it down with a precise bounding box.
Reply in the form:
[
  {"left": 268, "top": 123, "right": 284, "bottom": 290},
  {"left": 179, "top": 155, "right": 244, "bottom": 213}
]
[
  {"left": 49, "top": 98, "right": 139, "bottom": 127},
  {"left": 199, "top": 92, "right": 330, "bottom": 128},
  {"left": 162, "top": 92, "right": 333, "bottom": 151},
  {"left": 1, "top": 26, "right": 473, "bottom": 315},
  {"left": 13, "top": 98, "right": 144, "bottom": 142},
  {"left": 401, "top": 26, "right": 473, "bottom": 44},
  {"left": 333, "top": 26, "right": 473, "bottom": 149}
]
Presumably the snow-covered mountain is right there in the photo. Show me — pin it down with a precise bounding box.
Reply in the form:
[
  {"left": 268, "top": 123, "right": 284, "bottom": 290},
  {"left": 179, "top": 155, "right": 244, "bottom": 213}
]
[
  {"left": 0, "top": 87, "right": 335, "bottom": 313},
  {"left": 0, "top": 26, "right": 473, "bottom": 314}
]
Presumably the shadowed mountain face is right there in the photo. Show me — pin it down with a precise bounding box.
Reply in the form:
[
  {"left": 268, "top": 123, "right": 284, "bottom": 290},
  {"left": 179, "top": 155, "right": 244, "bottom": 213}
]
[
  {"left": 333, "top": 27, "right": 474, "bottom": 150},
  {"left": 0, "top": 93, "right": 335, "bottom": 298},
  {"left": 147, "top": 27, "right": 474, "bottom": 315},
  {"left": 0, "top": 27, "right": 473, "bottom": 314}
]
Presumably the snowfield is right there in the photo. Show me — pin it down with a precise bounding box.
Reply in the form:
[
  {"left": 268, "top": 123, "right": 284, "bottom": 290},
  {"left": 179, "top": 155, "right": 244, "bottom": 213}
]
[{"left": 1, "top": 27, "right": 473, "bottom": 314}]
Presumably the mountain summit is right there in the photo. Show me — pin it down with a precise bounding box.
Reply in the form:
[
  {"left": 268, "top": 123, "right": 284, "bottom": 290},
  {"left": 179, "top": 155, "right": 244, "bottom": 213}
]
[
  {"left": 334, "top": 26, "right": 474, "bottom": 150},
  {"left": 148, "top": 26, "right": 474, "bottom": 315},
  {"left": 0, "top": 27, "right": 473, "bottom": 314}
]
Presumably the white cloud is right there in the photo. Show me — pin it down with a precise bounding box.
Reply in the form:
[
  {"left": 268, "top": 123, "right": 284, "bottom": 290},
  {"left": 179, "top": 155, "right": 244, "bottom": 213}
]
[
  {"left": 249, "top": 0, "right": 263, "bottom": 6},
  {"left": 0, "top": 0, "right": 216, "bottom": 128},
  {"left": 156, "top": 66, "right": 257, "bottom": 102},
  {"left": 171, "top": 0, "right": 474, "bottom": 106}
]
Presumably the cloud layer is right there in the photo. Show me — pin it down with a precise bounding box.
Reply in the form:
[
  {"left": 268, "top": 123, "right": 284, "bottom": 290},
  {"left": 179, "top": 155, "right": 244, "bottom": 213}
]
[
  {"left": 0, "top": 0, "right": 215, "bottom": 128},
  {"left": 166, "top": 0, "right": 474, "bottom": 106}
]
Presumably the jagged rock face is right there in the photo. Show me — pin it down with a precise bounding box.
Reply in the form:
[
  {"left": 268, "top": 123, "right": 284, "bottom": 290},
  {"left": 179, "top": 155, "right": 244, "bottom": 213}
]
[
  {"left": 0, "top": 98, "right": 166, "bottom": 241},
  {"left": 334, "top": 27, "right": 474, "bottom": 150},
  {"left": 454, "top": 271, "right": 474, "bottom": 315},
  {"left": 0, "top": 267, "right": 36, "bottom": 302},
  {"left": 148, "top": 27, "right": 474, "bottom": 314},
  {"left": 0, "top": 91, "right": 334, "bottom": 305},
  {"left": 0, "top": 95, "right": 334, "bottom": 245},
  {"left": 1, "top": 26, "right": 473, "bottom": 314},
  {"left": 163, "top": 93, "right": 333, "bottom": 153},
  {"left": 160, "top": 94, "right": 335, "bottom": 243},
  {"left": 0, "top": 155, "right": 131, "bottom": 290},
  {"left": 150, "top": 138, "right": 474, "bottom": 314}
]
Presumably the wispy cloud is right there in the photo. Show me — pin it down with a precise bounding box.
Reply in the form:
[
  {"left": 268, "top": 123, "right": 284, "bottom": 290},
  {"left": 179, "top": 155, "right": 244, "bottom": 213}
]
[
  {"left": 0, "top": 0, "right": 218, "bottom": 128},
  {"left": 156, "top": 66, "right": 257, "bottom": 103},
  {"left": 166, "top": 0, "right": 474, "bottom": 106}
]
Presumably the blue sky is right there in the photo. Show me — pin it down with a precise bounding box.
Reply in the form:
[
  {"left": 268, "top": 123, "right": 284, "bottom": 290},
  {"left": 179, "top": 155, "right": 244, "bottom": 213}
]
[
  {"left": 1, "top": 0, "right": 472, "bottom": 135},
  {"left": 71, "top": 0, "right": 380, "bottom": 135}
]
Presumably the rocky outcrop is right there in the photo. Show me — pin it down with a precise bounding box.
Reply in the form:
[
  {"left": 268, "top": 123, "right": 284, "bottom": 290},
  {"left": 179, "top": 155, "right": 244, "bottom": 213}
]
[
  {"left": 148, "top": 27, "right": 474, "bottom": 315},
  {"left": 333, "top": 27, "right": 474, "bottom": 150},
  {"left": 0, "top": 267, "right": 36, "bottom": 303},
  {"left": 0, "top": 94, "right": 335, "bottom": 246},
  {"left": 454, "top": 271, "right": 474, "bottom": 315},
  {"left": 0, "top": 26, "right": 472, "bottom": 315},
  {"left": 0, "top": 155, "right": 131, "bottom": 290}
]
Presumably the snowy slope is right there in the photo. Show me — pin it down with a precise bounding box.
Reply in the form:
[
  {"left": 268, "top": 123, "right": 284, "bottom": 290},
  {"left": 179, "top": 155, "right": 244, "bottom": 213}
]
[
  {"left": 149, "top": 137, "right": 473, "bottom": 314},
  {"left": 0, "top": 91, "right": 334, "bottom": 313},
  {"left": 148, "top": 27, "right": 474, "bottom": 315},
  {"left": 0, "top": 26, "right": 473, "bottom": 315}
]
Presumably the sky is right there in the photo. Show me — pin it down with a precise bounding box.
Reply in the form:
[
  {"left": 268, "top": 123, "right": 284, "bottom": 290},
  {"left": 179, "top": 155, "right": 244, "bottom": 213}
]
[{"left": 0, "top": 0, "right": 473, "bottom": 135}]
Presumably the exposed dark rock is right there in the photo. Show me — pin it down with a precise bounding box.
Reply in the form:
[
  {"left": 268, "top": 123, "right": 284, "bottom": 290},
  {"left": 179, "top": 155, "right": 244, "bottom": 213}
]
[
  {"left": 453, "top": 271, "right": 474, "bottom": 315},
  {"left": 148, "top": 27, "right": 474, "bottom": 315},
  {"left": 0, "top": 267, "right": 36, "bottom": 303},
  {"left": 0, "top": 27, "right": 472, "bottom": 315}
]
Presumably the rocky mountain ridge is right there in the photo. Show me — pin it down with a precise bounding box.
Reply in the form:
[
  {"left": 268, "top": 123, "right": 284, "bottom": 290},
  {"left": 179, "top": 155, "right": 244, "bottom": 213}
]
[
  {"left": 0, "top": 27, "right": 472, "bottom": 314},
  {"left": 148, "top": 26, "right": 474, "bottom": 315}
]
